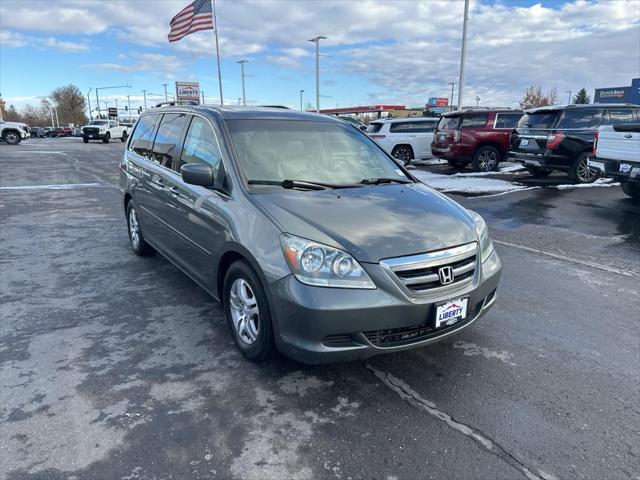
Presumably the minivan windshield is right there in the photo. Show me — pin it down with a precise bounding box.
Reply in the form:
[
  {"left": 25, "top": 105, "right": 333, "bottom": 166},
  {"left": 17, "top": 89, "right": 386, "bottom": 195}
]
[
  {"left": 227, "top": 120, "right": 411, "bottom": 187},
  {"left": 89, "top": 120, "right": 109, "bottom": 126},
  {"left": 437, "top": 116, "right": 460, "bottom": 130},
  {"left": 518, "top": 111, "right": 560, "bottom": 129}
]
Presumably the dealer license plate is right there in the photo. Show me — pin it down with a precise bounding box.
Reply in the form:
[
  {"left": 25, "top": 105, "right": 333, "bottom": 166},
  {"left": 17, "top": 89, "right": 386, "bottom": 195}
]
[
  {"left": 620, "top": 163, "right": 632, "bottom": 173},
  {"left": 435, "top": 298, "right": 468, "bottom": 329},
  {"left": 520, "top": 139, "right": 529, "bottom": 147}
]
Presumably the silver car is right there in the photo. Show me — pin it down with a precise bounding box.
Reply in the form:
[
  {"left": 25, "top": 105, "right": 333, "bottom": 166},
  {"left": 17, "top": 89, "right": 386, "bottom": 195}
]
[{"left": 120, "top": 105, "right": 501, "bottom": 364}]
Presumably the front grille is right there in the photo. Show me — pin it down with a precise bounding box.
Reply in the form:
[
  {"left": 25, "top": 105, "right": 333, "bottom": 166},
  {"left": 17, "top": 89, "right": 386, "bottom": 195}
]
[
  {"left": 381, "top": 242, "right": 478, "bottom": 294},
  {"left": 363, "top": 299, "right": 483, "bottom": 348},
  {"left": 84, "top": 127, "right": 99, "bottom": 135}
]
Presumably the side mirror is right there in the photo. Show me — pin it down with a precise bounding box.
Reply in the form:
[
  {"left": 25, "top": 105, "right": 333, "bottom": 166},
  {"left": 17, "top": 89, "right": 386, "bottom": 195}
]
[
  {"left": 181, "top": 163, "right": 214, "bottom": 187},
  {"left": 359, "top": 125, "right": 367, "bottom": 131}
]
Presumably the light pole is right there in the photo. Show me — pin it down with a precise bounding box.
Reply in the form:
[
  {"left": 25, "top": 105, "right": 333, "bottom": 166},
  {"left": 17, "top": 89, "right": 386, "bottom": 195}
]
[
  {"left": 237, "top": 60, "right": 248, "bottom": 106},
  {"left": 142, "top": 90, "right": 147, "bottom": 109},
  {"left": 87, "top": 88, "right": 93, "bottom": 120},
  {"left": 162, "top": 83, "right": 168, "bottom": 101},
  {"left": 300, "top": 89, "right": 305, "bottom": 111},
  {"left": 475, "top": 96, "right": 480, "bottom": 108},
  {"left": 448, "top": 82, "right": 455, "bottom": 111},
  {"left": 127, "top": 95, "right": 132, "bottom": 121},
  {"left": 96, "top": 85, "right": 130, "bottom": 119},
  {"left": 566, "top": 90, "right": 572, "bottom": 104},
  {"left": 308, "top": 35, "right": 327, "bottom": 113},
  {"left": 457, "top": 0, "right": 470, "bottom": 110},
  {"left": 54, "top": 107, "right": 60, "bottom": 128}
]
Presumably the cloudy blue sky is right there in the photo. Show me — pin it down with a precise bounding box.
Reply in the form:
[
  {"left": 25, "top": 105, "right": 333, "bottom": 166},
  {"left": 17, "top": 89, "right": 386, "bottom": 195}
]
[{"left": 1, "top": 0, "right": 639, "bottom": 113}]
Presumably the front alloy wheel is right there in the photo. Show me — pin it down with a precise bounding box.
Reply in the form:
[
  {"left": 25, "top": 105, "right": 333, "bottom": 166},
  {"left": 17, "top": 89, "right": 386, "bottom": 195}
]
[
  {"left": 3, "top": 131, "right": 21, "bottom": 145},
  {"left": 392, "top": 145, "right": 414, "bottom": 166},
  {"left": 229, "top": 278, "right": 260, "bottom": 345}
]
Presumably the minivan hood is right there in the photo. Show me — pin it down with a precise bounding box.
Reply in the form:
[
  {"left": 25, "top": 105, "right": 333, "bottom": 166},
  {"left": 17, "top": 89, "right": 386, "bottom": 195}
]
[{"left": 253, "top": 183, "right": 477, "bottom": 263}]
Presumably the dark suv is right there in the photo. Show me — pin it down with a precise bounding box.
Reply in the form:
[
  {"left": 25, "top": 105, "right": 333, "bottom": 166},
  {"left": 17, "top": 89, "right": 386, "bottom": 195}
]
[
  {"left": 120, "top": 104, "right": 501, "bottom": 364},
  {"left": 431, "top": 109, "right": 523, "bottom": 171},
  {"left": 509, "top": 104, "right": 640, "bottom": 183}
]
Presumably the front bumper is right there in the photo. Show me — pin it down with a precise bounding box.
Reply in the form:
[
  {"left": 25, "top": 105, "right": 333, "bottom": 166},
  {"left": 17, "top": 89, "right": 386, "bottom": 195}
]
[{"left": 270, "top": 249, "right": 501, "bottom": 364}]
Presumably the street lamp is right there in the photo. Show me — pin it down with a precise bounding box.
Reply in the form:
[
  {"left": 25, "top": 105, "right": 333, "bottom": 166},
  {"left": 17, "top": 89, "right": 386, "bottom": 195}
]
[
  {"left": 566, "top": 90, "right": 572, "bottom": 104},
  {"left": 127, "top": 95, "right": 132, "bottom": 121},
  {"left": 300, "top": 89, "right": 305, "bottom": 111},
  {"left": 95, "top": 85, "right": 131, "bottom": 119},
  {"left": 475, "top": 96, "right": 480, "bottom": 108},
  {"left": 237, "top": 60, "right": 248, "bottom": 106},
  {"left": 448, "top": 82, "right": 455, "bottom": 111},
  {"left": 308, "top": 35, "right": 327, "bottom": 113},
  {"left": 87, "top": 88, "right": 93, "bottom": 120},
  {"left": 142, "top": 90, "right": 147, "bottom": 109}
]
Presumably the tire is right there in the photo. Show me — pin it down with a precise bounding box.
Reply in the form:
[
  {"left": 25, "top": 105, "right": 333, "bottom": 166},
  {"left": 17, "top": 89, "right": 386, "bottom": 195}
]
[
  {"left": 524, "top": 166, "right": 553, "bottom": 177},
  {"left": 569, "top": 152, "right": 598, "bottom": 183},
  {"left": 102, "top": 132, "right": 110, "bottom": 144},
  {"left": 126, "top": 201, "right": 154, "bottom": 256},
  {"left": 83, "top": 136, "right": 89, "bottom": 144},
  {"left": 447, "top": 159, "right": 470, "bottom": 169},
  {"left": 3, "top": 130, "right": 21, "bottom": 145},
  {"left": 223, "top": 260, "right": 276, "bottom": 362},
  {"left": 121, "top": 131, "right": 128, "bottom": 143},
  {"left": 472, "top": 146, "right": 500, "bottom": 172},
  {"left": 391, "top": 145, "right": 414, "bottom": 166},
  {"left": 621, "top": 180, "right": 640, "bottom": 200}
]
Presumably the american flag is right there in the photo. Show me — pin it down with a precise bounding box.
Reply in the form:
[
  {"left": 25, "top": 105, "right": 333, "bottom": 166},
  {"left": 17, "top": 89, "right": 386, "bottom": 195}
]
[{"left": 168, "top": 0, "right": 214, "bottom": 43}]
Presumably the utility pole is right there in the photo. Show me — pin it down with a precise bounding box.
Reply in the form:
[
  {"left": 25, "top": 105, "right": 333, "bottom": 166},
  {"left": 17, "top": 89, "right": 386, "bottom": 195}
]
[
  {"left": 54, "top": 107, "right": 60, "bottom": 128},
  {"left": 142, "top": 90, "right": 147, "bottom": 109},
  {"left": 448, "top": 82, "right": 455, "bottom": 111},
  {"left": 300, "top": 89, "right": 304, "bottom": 111},
  {"left": 115, "top": 98, "right": 119, "bottom": 119},
  {"left": 162, "top": 84, "right": 168, "bottom": 102},
  {"left": 87, "top": 88, "right": 93, "bottom": 120},
  {"left": 237, "top": 60, "right": 248, "bottom": 106},
  {"left": 309, "top": 36, "right": 327, "bottom": 113},
  {"left": 201, "top": 91, "right": 205, "bottom": 104},
  {"left": 457, "top": 0, "right": 470, "bottom": 111},
  {"left": 566, "top": 90, "right": 572, "bottom": 104},
  {"left": 127, "top": 95, "right": 132, "bottom": 121}
]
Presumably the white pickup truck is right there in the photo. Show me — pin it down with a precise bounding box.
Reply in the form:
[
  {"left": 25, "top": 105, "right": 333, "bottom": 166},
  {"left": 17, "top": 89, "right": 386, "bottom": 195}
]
[
  {"left": 0, "top": 120, "right": 30, "bottom": 145},
  {"left": 81, "top": 120, "right": 129, "bottom": 144},
  {"left": 589, "top": 124, "right": 640, "bottom": 200}
]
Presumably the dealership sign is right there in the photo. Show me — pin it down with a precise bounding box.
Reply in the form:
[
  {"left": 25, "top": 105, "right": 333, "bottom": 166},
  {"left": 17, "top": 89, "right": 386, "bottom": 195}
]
[
  {"left": 175, "top": 81, "right": 201, "bottom": 104},
  {"left": 428, "top": 97, "right": 449, "bottom": 107},
  {"left": 594, "top": 78, "right": 640, "bottom": 105}
]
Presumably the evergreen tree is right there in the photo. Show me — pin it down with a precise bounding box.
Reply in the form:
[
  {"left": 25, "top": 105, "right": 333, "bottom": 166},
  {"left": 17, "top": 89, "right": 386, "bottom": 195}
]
[{"left": 573, "top": 88, "right": 591, "bottom": 104}]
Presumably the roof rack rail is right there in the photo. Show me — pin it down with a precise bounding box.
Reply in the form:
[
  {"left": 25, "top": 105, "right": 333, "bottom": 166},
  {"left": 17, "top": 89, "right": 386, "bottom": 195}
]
[{"left": 153, "top": 100, "right": 198, "bottom": 108}]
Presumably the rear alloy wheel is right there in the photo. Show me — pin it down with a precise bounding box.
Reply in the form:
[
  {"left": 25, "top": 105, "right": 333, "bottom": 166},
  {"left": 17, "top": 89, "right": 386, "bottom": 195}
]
[
  {"left": 102, "top": 132, "right": 110, "bottom": 144},
  {"left": 447, "top": 159, "right": 469, "bottom": 169},
  {"left": 391, "top": 145, "right": 414, "bottom": 166},
  {"left": 224, "top": 260, "right": 275, "bottom": 362},
  {"left": 126, "top": 201, "right": 154, "bottom": 256},
  {"left": 3, "top": 130, "right": 21, "bottom": 145},
  {"left": 570, "top": 152, "right": 598, "bottom": 183},
  {"left": 524, "top": 166, "right": 553, "bottom": 177},
  {"left": 621, "top": 181, "right": 640, "bottom": 200},
  {"left": 472, "top": 146, "right": 500, "bottom": 172}
]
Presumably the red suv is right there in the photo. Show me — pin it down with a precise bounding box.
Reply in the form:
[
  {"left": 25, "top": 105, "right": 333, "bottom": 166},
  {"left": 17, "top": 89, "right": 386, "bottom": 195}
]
[{"left": 431, "top": 109, "right": 523, "bottom": 171}]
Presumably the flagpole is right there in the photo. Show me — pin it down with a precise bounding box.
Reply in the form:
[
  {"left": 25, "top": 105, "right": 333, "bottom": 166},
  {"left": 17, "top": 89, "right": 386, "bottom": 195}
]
[{"left": 212, "top": 0, "right": 224, "bottom": 105}]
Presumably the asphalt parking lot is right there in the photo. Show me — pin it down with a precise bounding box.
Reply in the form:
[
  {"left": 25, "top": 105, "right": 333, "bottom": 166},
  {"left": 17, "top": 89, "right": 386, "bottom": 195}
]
[{"left": 1, "top": 138, "right": 639, "bottom": 480}]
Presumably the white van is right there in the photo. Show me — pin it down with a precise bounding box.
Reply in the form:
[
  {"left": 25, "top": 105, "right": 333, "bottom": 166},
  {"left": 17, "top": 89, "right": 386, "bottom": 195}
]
[{"left": 367, "top": 117, "right": 440, "bottom": 165}]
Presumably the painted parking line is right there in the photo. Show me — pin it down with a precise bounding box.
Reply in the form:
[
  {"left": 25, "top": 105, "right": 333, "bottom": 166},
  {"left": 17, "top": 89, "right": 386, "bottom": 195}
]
[{"left": 0, "top": 183, "right": 115, "bottom": 191}]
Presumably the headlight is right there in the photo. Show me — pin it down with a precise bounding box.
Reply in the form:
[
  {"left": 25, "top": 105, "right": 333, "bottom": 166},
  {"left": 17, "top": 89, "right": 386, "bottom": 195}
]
[
  {"left": 468, "top": 210, "right": 494, "bottom": 262},
  {"left": 281, "top": 234, "right": 375, "bottom": 289}
]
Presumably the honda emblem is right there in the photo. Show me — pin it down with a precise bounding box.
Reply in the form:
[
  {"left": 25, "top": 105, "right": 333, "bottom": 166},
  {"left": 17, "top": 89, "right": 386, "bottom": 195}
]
[{"left": 438, "top": 266, "right": 455, "bottom": 285}]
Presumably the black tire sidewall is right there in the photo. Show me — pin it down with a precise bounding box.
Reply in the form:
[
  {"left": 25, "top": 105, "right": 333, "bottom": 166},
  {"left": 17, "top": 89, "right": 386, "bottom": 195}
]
[
  {"left": 392, "top": 145, "right": 413, "bottom": 166},
  {"left": 621, "top": 181, "right": 640, "bottom": 200},
  {"left": 83, "top": 136, "right": 89, "bottom": 143},
  {"left": 125, "top": 201, "right": 152, "bottom": 256},
  {"left": 472, "top": 146, "right": 500, "bottom": 172},
  {"left": 223, "top": 261, "right": 275, "bottom": 361},
  {"left": 103, "top": 133, "right": 110, "bottom": 143},
  {"left": 4, "top": 131, "right": 20, "bottom": 145},
  {"left": 570, "top": 152, "right": 598, "bottom": 183}
]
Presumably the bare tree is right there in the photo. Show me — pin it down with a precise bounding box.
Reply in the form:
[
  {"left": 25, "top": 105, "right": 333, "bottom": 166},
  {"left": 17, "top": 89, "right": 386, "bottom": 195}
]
[
  {"left": 519, "top": 85, "right": 559, "bottom": 109},
  {"left": 51, "top": 84, "right": 87, "bottom": 126}
]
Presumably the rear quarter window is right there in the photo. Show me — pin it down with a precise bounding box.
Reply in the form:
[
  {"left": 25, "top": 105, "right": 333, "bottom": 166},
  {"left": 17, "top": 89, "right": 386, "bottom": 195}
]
[
  {"left": 368, "top": 123, "right": 383, "bottom": 133},
  {"left": 437, "top": 116, "right": 460, "bottom": 130},
  {"left": 605, "top": 109, "right": 637, "bottom": 125},
  {"left": 461, "top": 114, "right": 489, "bottom": 129},
  {"left": 558, "top": 109, "right": 603, "bottom": 129},
  {"left": 518, "top": 111, "right": 560, "bottom": 129},
  {"left": 494, "top": 113, "right": 523, "bottom": 129}
]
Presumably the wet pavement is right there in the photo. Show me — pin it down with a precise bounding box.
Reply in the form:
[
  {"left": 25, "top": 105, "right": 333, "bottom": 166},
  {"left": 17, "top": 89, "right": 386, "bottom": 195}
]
[{"left": 1, "top": 139, "right": 639, "bottom": 480}]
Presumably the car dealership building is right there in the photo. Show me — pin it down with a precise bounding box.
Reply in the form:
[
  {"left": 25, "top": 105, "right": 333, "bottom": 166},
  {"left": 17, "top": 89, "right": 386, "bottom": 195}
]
[{"left": 594, "top": 78, "right": 640, "bottom": 104}]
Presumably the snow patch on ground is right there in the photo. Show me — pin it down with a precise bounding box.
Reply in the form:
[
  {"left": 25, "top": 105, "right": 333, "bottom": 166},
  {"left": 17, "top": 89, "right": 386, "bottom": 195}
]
[
  {"left": 552, "top": 178, "right": 619, "bottom": 189},
  {"left": 453, "top": 162, "right": 526, "bottom": 177},
  {"left": 413, "top": 169, "right": 528, "bottom": 194}
]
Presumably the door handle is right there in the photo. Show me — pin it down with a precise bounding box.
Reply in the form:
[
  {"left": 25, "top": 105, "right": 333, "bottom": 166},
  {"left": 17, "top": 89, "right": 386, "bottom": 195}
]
[
  {"left": 151, "top": 179, "right": 166, "bottom": 188},
  {"left": 169, "top": 186, "right": 181, "bottom": 196}
]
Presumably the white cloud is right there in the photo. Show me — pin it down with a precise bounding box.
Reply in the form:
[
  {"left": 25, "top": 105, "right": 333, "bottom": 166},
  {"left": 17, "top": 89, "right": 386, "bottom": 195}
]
[
  {"left": 0, "top": 30, "right": 89, "bottom": 52},
  {"left": 83, "top": 52, "right": 184, "bottom": 73}
]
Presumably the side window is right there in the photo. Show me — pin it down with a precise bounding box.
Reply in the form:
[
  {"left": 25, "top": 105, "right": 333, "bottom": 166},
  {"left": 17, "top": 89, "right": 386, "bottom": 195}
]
[
  {"left": 179, "top": 116, "right": 222, "bottom": 176},
  {"left": 129, "top": 115, "right": 160, "bottom": 159},
  {"left": 110, "top": 121, "right": 117, "bottom": 128},
  {"left": 559, "top": 109, "right": 602, "bottom": 129},
  {"left": 413, "top": 121, "right": 436, "bottom": 133},
  {"left": 495, "top": 113, "right": 522, "bottom": 129},
  {"left": 151, "top": 113, "right": 188, "bottom": 169},
  {"left": 389, "top": 122, "right": 414, "bottom": 133},
  {"left": 461, "top": 114, "right": 488, "bottom": 129},
  {"left": 606, "top": 109, "right": 635, "bottom": 125}
]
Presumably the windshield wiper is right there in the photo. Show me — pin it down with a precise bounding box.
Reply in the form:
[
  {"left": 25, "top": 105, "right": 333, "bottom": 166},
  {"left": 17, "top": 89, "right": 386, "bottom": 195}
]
[
  {"left": 359, "top": 177, "right": 412, "bottom": 185},
  {"left": 248, "top": 179, "right": 326, "bottom": 190}
]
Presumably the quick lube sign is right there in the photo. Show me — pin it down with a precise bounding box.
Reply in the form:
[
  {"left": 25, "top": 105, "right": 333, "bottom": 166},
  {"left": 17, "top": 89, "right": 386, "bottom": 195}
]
[
  {"left": 176, "top": 81, "right": 200, "bottom": 104},
  {"left": 594, "top": 78, "right": 640, "bottom": 104}
]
